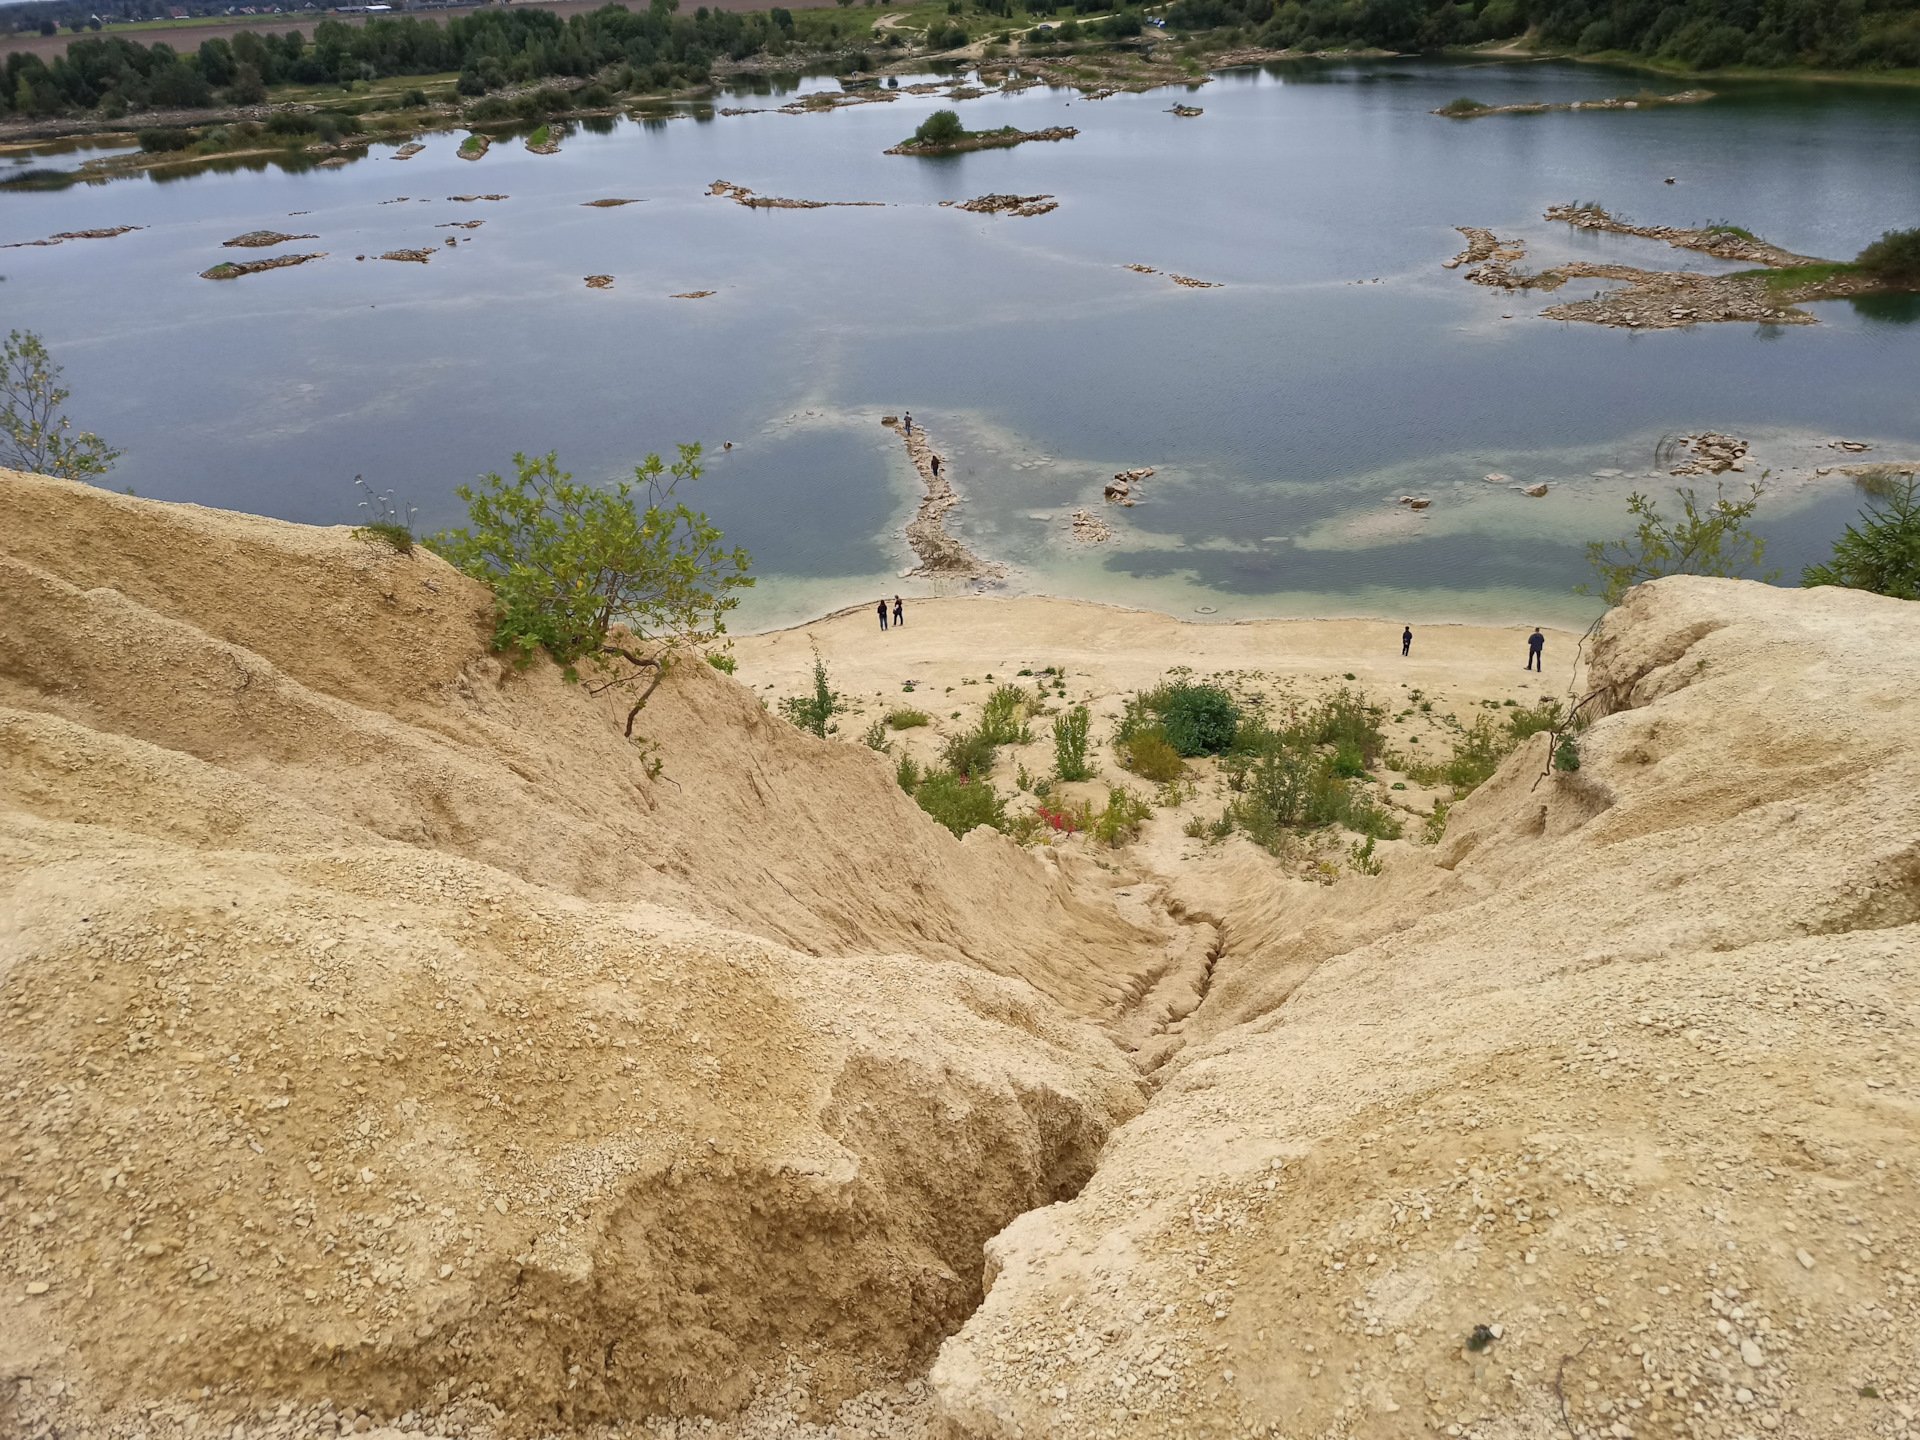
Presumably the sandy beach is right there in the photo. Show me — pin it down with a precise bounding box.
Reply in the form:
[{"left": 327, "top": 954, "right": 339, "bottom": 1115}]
[
  {"left": 733, "top": 595, "right": 1579, "bottom": 705},
  {"left": 731, "top": 596, "right": 1584, "bottom": 860}
]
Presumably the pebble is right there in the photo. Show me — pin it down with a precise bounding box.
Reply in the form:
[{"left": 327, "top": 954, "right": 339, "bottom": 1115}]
[{"left": 1740, "top": 1338, "right": 1765, "bottom": 1368}]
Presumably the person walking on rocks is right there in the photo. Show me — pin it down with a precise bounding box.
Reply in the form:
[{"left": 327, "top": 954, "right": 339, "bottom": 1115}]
[
  {"left": 877, "top": 600, "right": 890, "bottom": 633},
  {"left": 892, "top": 596, "right": 904, "bottom": 628},
  {"left": 1401, "top": 625, "right": 1412, "bottom": 657},
  {"left": 1526, "top": 627, "right": 1544, "bottom": 672},
  {"left": 903, "top": 412, "right": 913, "bottom": 436},
  {"left": 930, "top": 454, "right": 942, "bottom": 480}
]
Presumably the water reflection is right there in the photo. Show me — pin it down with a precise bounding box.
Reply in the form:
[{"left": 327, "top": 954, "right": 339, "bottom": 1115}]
[{"left": 1848, "top": 291, "right": 1920, "bottom": 325}]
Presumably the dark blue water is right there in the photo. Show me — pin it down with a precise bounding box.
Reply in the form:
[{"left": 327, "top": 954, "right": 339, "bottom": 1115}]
[{"left": 4, "top": 59, "right": 1917, "bottom": 627}]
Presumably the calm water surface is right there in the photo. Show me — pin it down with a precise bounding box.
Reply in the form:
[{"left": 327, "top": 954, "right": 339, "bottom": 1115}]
[{"left": 5, "top": 60, "right": 1918, "bottom": 628}]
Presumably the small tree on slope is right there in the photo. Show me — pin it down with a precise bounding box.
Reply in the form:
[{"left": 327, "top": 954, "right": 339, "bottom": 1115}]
[
  {"left": 1581, "top": 480, "right": 1774, "bottom": 605},
  {"left": 429, "top": 447, "right": 753, "bottom": 735}
]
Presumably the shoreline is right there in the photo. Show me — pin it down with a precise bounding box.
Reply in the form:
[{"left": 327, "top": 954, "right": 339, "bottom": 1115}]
[{"left": 733, "top": 589, "right": 1591, "bottom": 643}]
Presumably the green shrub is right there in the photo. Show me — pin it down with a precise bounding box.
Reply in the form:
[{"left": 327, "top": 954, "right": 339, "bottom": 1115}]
[
  {"left": 978, "top": 684, "right": 1034, "bottom": 744},
  {"left": 1226, "top": 743, "right": 1402, "bottom": 856},
  {"left": 1121, "top": 680, "right": 1239, "bottom": 756},
  {"left": 778, "top": 648, "right": 841, "bottom": 737},
  {"left": 137, "top": 128, "right": 199, "bottom": 152},
  {"left": 942, "top": 727, "right": 997, "bottom": 780},
  {"left": 887, "top": 707, "right": 932, "bottom": 729},
  {"left": 912, "top": 108, "right": 965, "bottom": 144},
  {"left": 1298, "top": 687, "right": 1386, "bottom": 762},
  {"left": 1553, "top": 734, "right": 1582, "bottom": 772},
  {"left": 896, "top": 753, "right": 921, "bottom": 792},
  {"left": 1052, "top": 703, "right": 1095, "bottom": 781},
  {"left": 706, "top": 652, "right": 737, "bottom": 673},
  {"left": 1124, "top": 729, "right": 1186, "bottom": 783},
  {"left": 1155, "top": 683, "right": 1240, "bottom": 756},
  {"left": 1802, "top": 474, "right": 1920, "bottom": 601},
  {"left": 913, "top": 769, "right": 1007, "bottom": 837},
  {"left": 863, "top": 718, "right": 891, "bottom": 751},
  {"left": 1856, "top": 228, "right": 1920, "bottom": 285},
  {"left": 1091, "top": 786, "right": 1151, "bottom": 846}
]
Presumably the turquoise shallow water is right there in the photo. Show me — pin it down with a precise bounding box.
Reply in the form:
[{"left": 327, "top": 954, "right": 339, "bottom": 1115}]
[{"left": 5, "top": 59, "right": 1918, "bottom": 628}]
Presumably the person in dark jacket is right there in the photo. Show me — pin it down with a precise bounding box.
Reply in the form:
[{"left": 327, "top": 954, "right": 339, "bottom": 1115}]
[
  {"left": 1527, "top": 628, "right": 1544, "bottom": 671},
  {"left": 877, "top": 600, "right": 889, "bottom": 632},
  {"left": 1401, "top": 625, "right": 1412, "bottom": 657},
  {"left": 892, "top": 596, "right": 904, "bottom": 628}
]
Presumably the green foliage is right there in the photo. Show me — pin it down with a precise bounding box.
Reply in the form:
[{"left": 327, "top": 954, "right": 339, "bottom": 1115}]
[
  {"left": 1422, "top": 799, "right": 1451, "bottom": 845},
  {"left": 1156, "top": 0, "right": 1920, "bottom": 72},
  {"left": 1437, "top": 96, "right": 1485, "bottom": 116},
  {"left": 1, "top": 330, "right": 120, "bottom": 483},
  {"left": 1119, "top": 679, "right": 1240, "bottom": 757},
  {"left": 1802, "top": 474, "right": 1920, "bottom": 601},
  {"left": 1856, "top": 228, "right": 1920, "bottom": 285},
  {"left": 911, "top": 769, "right": 1007, "bottom": 837},
  {"left": 1292, "top": 687, "right": 1388, "bottom": 764},
  {"left": 895, "top": 753, "right": 921, "bottom": 792},
  {"left": 1091, "top": 786, "right": 1152, "bottom": 846},
  {"left": 429, "top": 447, "right": 752, "bottom": 685},
  {"left": 886, "top": 707, "right": 932, "bottom": 729},
  {"left": 912, "top": 108, "right": 965, "bottom": 145},
  {"left": 978, "top": 684, "right": 1034, "bottom": 744},
  {"left": 1051, "top": 703, "right": 1096, "bottom": 781},
  {"left": 1346, "top": 835, "right": 1383, "bottom": 875},
  {"left": 1553, "top": 734, "right": 1583, "bottom": 772},
  {"left": 779, "top": 647, "right": 841, "bottom": 737},
  {"left": 1155, "top": 682, "right": 1240, "bottom": 756},
  {"left": 942, "top": 726, "right": 998, "bottom": 781},
  {"left": 1401, "top": 699, "right": 1565, "bottom": 796},
  {"left": 1229, "top": 746, "right": 1403, "bottom": 854},
  {"left": 862, "top": 718, "right": 892, "bottom": 752},
  {"left": 1124, "top": 730, "right": 1187, "bottom": 783},
  {"left": 706, "top": 652, "right": 737, "bottom": 673},
  {"left": 1582, "top": 481, "right": 1773, "bottom": 605},
  {"left": 137, "top": 127, "right": 199, "bottom": 151}
]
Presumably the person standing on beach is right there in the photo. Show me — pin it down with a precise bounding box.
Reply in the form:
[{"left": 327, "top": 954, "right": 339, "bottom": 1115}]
[
  {"left": 892, "top": 596, "right": 904, "bottom": 628},
  {"left": 1527, "top": 628, "right": 1544, "bottom": 672},
  {"left": 878, "top": 601, "right": 889, "bottom": 633},
  {"left": 1401, "top": 625, "right": 1412, "bottom": 657}
]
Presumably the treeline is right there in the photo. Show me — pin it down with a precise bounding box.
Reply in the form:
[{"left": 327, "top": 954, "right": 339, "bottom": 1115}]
[
  {"left": 1161, "top": 0, "right": 1920, "bottom": 70},
  {"left": 2, "top": 1, "right": 827, "bottom": 119}
]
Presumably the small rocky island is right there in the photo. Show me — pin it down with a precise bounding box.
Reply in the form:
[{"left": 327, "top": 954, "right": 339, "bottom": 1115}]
[
  {"left": 1448, "top": 204, "right": 1919, "bottom": 329},
  {"left": 886, "top": 108, "right": 1077, "bottom": 157}
]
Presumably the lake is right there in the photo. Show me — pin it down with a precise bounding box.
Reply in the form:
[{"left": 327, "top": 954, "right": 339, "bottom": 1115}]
[{"left": 5, "top": 58, "right": 1918, "bottom": 629}]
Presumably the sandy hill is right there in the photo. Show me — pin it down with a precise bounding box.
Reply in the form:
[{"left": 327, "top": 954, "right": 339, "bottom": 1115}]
[{"left": 2, "top": 470, "right": 1917, "bottom": 1440}]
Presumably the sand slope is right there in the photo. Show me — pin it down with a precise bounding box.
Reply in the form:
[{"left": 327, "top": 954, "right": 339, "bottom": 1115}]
[
  {"left": 5, "top": 470, "right": 1918, "bottom": 1440},
  {"left": 933, "top": 577, "right": 1920, "bottom": 1438},
  {"left": 0, "top": 471, "right": 1184, "bottom": 1434}
]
